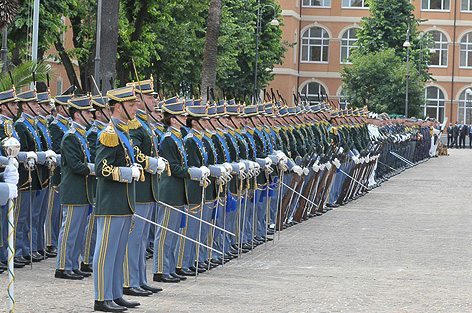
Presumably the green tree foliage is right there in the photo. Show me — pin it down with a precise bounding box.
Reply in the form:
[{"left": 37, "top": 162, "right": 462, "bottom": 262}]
[
  {"left": 6, "top": 0, "right": 285, "bottom": 98},
  {"left": 356, "top": 0, "right": 431, "bottom": 81},
  {"left": 342, "top": 49, "right": 423, "bottom": 117},
  {"left": 0, "top": 61, "right": 50, "bottom": 91}
]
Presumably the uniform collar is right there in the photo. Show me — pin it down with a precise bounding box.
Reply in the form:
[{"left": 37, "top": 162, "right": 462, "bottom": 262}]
[
  {"left": 72, "top": 121, "right": 87, "bottom": 136},
  {"left": 111, "top": 117, "right": 129, "bottom": 132},
  {"left": 169, "top": 126, "right": 182, "bottom": 138},
  {"left": 22, "top": 112, "right": 36, "bottom": 124},
  {"left": 136, "top": 109, "right": 148, "bottom": 121},
  {"left": 56, "top": 114, "right": 70, "bottom": 125},
  {"left": 36, "top": 115, "right": 48, "bottom": 125},
  {"left": 94, "top": 120, "right": 108, "bottom": 130}
]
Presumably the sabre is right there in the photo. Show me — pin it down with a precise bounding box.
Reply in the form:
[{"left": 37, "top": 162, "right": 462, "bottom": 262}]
[
  {"left": 207, "top": 183, "right": 223, "bottom": 270},
  {"left": 390, "top": 151, "right": 414, "bottom": 167},
  {"left": 377, "top": 160, "right": 398, "bottom": 172},
  {"left": 3, "top": 136, "right": 20, "bottom": 313},
  {"left": 157, "top": 200, "right": 235, "bottom": 237},
  {"left": 337, "top": 168, "right": 369, "bottom": 190},
  {"left": 133, "top": 213, "right": 223, "bottom": 255},
  {"left": 195, "top": 179, "right": 208, "bottom": 279},
  {"left": 281, "top": 181, "right": 319, "bottom": 208}
]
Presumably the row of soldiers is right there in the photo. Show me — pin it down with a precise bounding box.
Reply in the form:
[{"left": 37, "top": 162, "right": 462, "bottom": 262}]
[{"left": 0, "top": 78, "right": 435, "bottom": 312}]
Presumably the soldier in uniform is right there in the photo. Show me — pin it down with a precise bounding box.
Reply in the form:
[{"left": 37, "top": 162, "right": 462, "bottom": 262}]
[
  {"left": 0, "top": 88, "right": 21, "bottom": 269},
  {"left": 123, "top": 80, "right": 165, "bottom": 295},
  {"left": 46, "top": 94, "right": 72, "bottom": 258},
  {"left": 55, "top": 96, "right": 95, "bottom": 280},
  {"left": 93, "top": 86, "right": 141, "bottom": 312},
  {"left": 81, "top": 95, "right": 109, "bottom": 273}
]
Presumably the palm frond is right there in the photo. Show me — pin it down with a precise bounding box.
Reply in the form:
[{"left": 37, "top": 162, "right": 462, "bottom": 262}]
[
  {"left": 0, "top": 0, "right": 19, "bottom": 28},
  {"left": 0, "top": 61, "right": 51, "bottom": 92}
]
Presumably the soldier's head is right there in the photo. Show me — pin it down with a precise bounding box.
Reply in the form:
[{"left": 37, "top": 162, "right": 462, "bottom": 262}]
[
  {"left": 162, "top": 111, "right": 183, "bottom": 128},
  {"left": 107, "top": 86, "right": 138, "bottom": 122},
  {"left": 0, "top": 88, "right": 18, "bottom": 118},
  {"left": 17, "top": 90, "right": 39, "bottom": 116},
  {"left": 68, "top": 96, "right": 95, "bottom": 127}
]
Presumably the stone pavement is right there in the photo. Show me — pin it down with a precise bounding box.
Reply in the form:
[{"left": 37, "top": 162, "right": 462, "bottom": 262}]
[{"left": 2, "top": 149, "right": 472, "bottom": 312}]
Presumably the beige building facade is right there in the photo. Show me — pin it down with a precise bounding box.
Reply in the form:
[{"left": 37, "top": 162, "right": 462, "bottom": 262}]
[{"left": 269, "top": 0, "right": 472, "bottom": 124}]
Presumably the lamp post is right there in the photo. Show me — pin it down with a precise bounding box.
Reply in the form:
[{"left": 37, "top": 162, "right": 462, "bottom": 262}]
[
  {"left": 253, "top": 0, "right": 279, "bottom": 104},
  {"left": 94, "top": 0, "right": 103, "bottom": 94},
  {"left": 403, "top": 28, "right": 411, "bottom": 118}
]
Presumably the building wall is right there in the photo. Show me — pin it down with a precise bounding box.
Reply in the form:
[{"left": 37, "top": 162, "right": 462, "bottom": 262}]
[{"left": 270, "top": 0, "right": 472, "bottom": 124}]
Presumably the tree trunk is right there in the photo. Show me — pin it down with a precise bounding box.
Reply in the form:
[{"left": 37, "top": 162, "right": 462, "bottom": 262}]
[
  {"left": 200, "top": 0, "right": 222, "bottom": 103},
  {"left": 54, "top": 38, "right": 82, "bottom": 92},
  {"left": 99, "top": 0, "right": 120, "bottom": 93}
]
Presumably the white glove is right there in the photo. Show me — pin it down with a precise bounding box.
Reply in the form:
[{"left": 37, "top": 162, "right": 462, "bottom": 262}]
[
  {"left": 292, "top": 165, "right": 303, "bottom": 176},
  {"left": 26, "top": 151, "right": 37, "bottom": 161},
  {"left": 222, "top": 162, "right": 232, "bottom": 173},
  {"left": 312, "top": 163, "right": 320, "bottom": 172},
  {"left": 45, "top": 150, "right": 57, "bottom": 159},
  {"left": 3, "top": 163, "right": 19, "bottom": 185},
  {"left": 303, "top": 167, "right": 310, "bottom": 176},
  {"left": 200, "top": 165, "right": 210, "bottom": 179},
  {"left": 157, "top": 157, "right": 167, "bottom": 174},
  {"left": 332, "top": 158, "right": 341, "bottom": 169},
  {"left": 7, "top": 183, "right": 17, "bottom": 199},
  {"left": 264, "top": 157, "right": 273, "bottom": 168},
  {"left": 325, "top": 162, "right": 332, "bottom": 171},
  {"left": 360, "top": 157, "right": 365, "bottom": 164},
  {"left": 352, "top": 156, "right": 360, "bottom": 164},
  {"left": 338, "top": 147, "right": 344, "bottom": 154},
  {"left": 131, "top": 164, "right": 141, "bottom": 180},
  {"left": 319, "top": 164, "right": 325, "bottom": 171},
  {"left": 365, "top": 156, "right": 370, "bottom": 163}
]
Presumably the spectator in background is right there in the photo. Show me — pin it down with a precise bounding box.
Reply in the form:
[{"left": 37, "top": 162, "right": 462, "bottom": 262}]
[
  {"left": 459, "top": 124, "right": 468, "bottom": 148},
  {"left": 453, "top": 123, "right": 459, "bottom": 148},
  {"left": 447, "top": 123, "right": 453, "bottom": 148}
]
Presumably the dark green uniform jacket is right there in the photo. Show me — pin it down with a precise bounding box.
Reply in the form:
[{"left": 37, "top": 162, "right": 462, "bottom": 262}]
[
  {"left": 95, "top": 119, "right": 136, "bottom": 216},
  {"left": 60, "top": 123, "right": 94, "bottom": 205}
]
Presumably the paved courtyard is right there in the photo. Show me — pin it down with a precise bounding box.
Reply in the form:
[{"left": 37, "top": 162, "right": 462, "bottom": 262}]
[{"left": 2, "top": 149, "right": 472, "bottom": 312}]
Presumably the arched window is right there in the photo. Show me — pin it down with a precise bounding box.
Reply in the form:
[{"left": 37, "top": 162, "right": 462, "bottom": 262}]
[
  {"left": 301, "top": 26, "right": 329, "bottom": 63},
  {"left": 338, "top": 88, "right": 350, "bottom": 108},
  {"left": 300, "top": 82, "right": 327, "bottom": 103},
  {"left": 423, "top": 86, "right": 445, "bottom": 122},
  {"left": 427, "top": 30, "right": 448, "bottom": 67},
  {"left": 460, "top": 32, "right": 472, "bottom": 68},
  {"left": 340, "top": 28, "right": 358, "bottom": 64},
  {"left": 457, "top": 88, "right": 472, "bottom": 124}
]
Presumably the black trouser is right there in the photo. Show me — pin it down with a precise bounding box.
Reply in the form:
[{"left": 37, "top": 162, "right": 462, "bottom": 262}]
[
  {"left": 469, "top": 135, "right": 472, "bottom": 148},
  {"left": 447, "top": 136, "right": 452, "bottom": 147},
  {"left": 453, "top": 136, "right": 458, "bottom": 148},
  {"left": 459, "top": 136, "right": 466, "bottom": 148}
]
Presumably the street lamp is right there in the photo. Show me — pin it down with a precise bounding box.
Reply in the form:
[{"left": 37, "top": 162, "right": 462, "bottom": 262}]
[
  {"left": 403, "top": 28, "right": 411, "bottom": 118},
  {"left": 253, "top": 0, "right": 279, "bottom": 104}
]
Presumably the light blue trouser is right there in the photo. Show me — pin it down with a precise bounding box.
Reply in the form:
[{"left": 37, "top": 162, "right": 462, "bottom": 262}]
[
  {"left": 256, "top": 189, "right": 268, "bottom": 237},
  {"left": 56, "top": 204, "right": 89, "bottom": 271},
  {"left": 225, "top": 204, "right": 238, "bottom": 247},
  {"left": 213, "top": 199, "right": 226, "bottom": 255},
  {"left": 82, "top": 211, "right": 97, "bottom": 265},
  {"left": 242, "top": 192, "right": 256, "bottom": 244},
  {"left": 124, "top": 203, "right": 154, "bottom": 288},
  {"left": 178, "top": 205, "right": 201, "bottom": 269},
  {"left": 32, "top": 189, "right": 48, "bottom": 253},
  {"left": 15, "top": 191, "right": 32, "bottom": 257},
  {"left": 153, "top": 205, "right": 182, "bottom": 275},
  {"left": 45, "top": 189, "right": 61, "bottom": 248},
  {"left": 198, "top": 202, "right": 215, "bottom": 263},
  {"left": 0, "top": 204, "right": 7, "bottom": 262},
  {"left": 93, "top": 215, "right": 131, "bottom": 301}
]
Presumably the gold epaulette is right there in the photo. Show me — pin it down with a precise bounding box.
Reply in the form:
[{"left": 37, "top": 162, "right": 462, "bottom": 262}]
[
  {"left": 99, "top": 125, "right": 119, "bottom": 147},
  {"left": 128, "top": 118, "right": 141, "bottom": 130}
]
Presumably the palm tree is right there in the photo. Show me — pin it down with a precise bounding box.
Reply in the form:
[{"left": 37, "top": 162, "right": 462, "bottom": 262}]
[
  {"left": 0, "top": 0, "right": 19, "bottom": 29},
  {"left": 200, "top": 0, "right": 222, "bottom": 102},
  {"left": 0, "top": 61, "right": 50, "bottom": 92}
]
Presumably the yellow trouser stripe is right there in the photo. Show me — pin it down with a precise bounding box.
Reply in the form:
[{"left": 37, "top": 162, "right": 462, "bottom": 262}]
[{"left": 59, "top": 206, "right": 74, "bottom": 270}]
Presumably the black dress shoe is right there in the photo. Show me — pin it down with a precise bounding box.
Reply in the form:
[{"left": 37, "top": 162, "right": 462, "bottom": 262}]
[
  {"left": 189, "top": 266, "right": 206, "bottom": 273},
  {"left": 0, "top": 262, "right": 7, "bottom": 271},
  {"left": 55, "top": 269, "right": 84, "bottom": 280},
  {"left": 81, "top": 262, "right": 93, "bottom": 273},
  {"left": 94, "top": 300, "right": 127, "bottom": 312},
  {"left": 23, "top": 254, "right": 42, "bottom": 263},
  {"left": 73, "top": 269, "right": 91, "bottom": 277},
  {"left": 114, "top": 297, "right": 140, "bottom": 308},
  {"left": 153, "top": 273, "right": 180, "bottom": 283},
  {"left": 170, "top": 272, "right": 187, "bottom": 280},
  {"left": 15, "top": 256, "right": 30, "bottom": 265},
  {"left": 14, "top": 261, "right": 25, "bottom": 268},
  {"left": 45, "top": 246, "right": 57, "bottom": 257},
  {"left": 36, "top": 250, "right": 48, "bottom": 259},
  {"left": 123, "top": 287, "right": 152, "bottom": 297},
  {"left": 175, "top": 268, "right": 197, "bottom": 276},
  {"left": 141, "top": 284, "right": 162, "bottom": 293}
]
